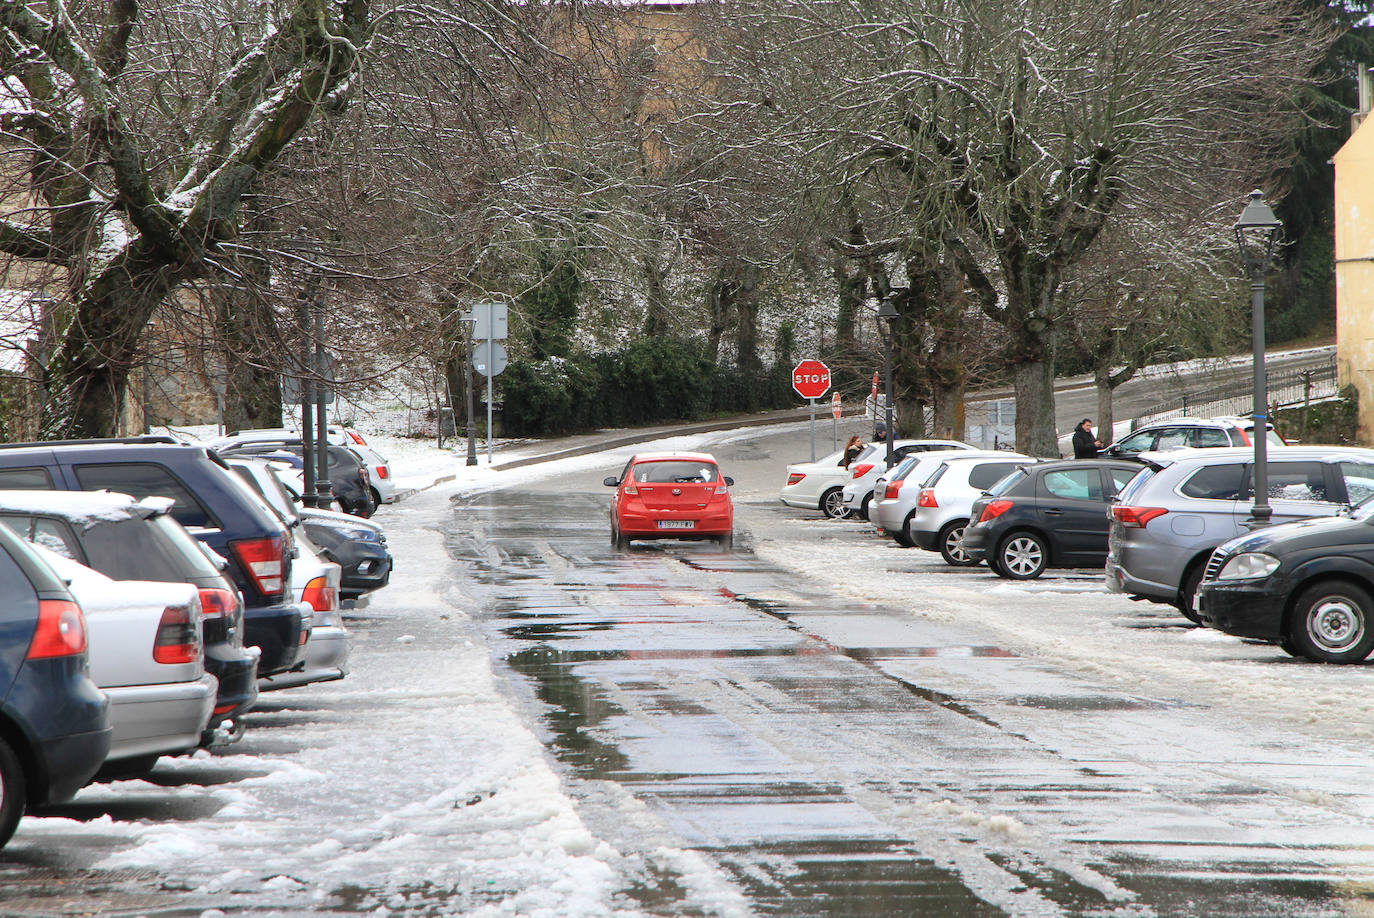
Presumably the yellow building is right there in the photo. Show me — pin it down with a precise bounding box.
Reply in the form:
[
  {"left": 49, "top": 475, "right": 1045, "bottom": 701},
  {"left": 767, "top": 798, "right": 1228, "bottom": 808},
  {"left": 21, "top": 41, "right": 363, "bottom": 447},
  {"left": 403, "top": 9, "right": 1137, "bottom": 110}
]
[{"left": 1335, "top": 65, "right": 1374, "bottom": 441}]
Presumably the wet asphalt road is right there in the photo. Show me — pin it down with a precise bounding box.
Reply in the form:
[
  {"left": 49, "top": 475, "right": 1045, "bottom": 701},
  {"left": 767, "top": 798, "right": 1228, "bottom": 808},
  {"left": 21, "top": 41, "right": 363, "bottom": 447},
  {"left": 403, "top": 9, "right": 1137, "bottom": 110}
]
[{"left": 452, "top": 423, "right": 1374, "bottom": 917}]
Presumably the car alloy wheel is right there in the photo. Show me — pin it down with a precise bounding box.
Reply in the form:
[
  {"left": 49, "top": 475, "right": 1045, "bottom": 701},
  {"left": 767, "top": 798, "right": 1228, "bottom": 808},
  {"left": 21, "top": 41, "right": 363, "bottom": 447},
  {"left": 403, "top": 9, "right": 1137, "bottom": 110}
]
[
  {"left": 1291, "top": 581, "right": 1374, "bottom": 664},
  {"left": 998, "top": 532, "right": 1047, "bottom": 580},
  {"left": 938, "top": 520, "right": 978, "bottom": 567},
  {"left": 821, "top": 488, "right": 848, "bottom": 519}
]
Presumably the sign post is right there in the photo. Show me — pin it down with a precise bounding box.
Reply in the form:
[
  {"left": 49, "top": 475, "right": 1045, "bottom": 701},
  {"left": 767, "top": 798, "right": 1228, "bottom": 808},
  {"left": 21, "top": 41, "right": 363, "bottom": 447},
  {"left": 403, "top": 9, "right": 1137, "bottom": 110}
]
[
  {"left": 792, "top": 359, "right": 832, "bottom": 462},
  {"left": 831, "top": 391, "right": 842, "bottom": 450},
  {"left": 468, "top": 302, "right": 508, "bottom": 464}
]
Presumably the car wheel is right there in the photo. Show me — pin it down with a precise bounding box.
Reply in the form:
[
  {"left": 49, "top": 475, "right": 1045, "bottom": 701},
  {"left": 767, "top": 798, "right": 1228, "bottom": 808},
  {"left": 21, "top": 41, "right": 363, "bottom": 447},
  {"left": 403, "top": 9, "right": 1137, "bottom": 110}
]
[
  {"left": 938, "top": 520, "right": 978, "bottom": 567},
  {"left": 717, "top": 532, "right": 734, "bottom": 549},
  {"left": 1289, "top": 581, "right": 1374, "bottom": 664},
  {"left": 859, "top": 494, "right": 872, "bottom": 521},
  {"left": 612, "top": 528, "right": 630, "bottom": 550},
  {"left": 820, "top": 488, "right": 847, "bottom": 519},
  {"left": 370, "top": 487, "right": 383, "bottom": 508},
  {"left": 0, "top": 735, "right": 25, "bottom": 849},
  {"left": 893, "top": 512, "right": 916, "bottom": 548},
  {"left": 998, "top": 531, "right": 1048, "bottom": 580},
  {"left": 1175, "top": 564, "right": 1204, "bottom": 625},
  {"left": 1278, "top": 635, "right": 1303, "bottom": 658}
]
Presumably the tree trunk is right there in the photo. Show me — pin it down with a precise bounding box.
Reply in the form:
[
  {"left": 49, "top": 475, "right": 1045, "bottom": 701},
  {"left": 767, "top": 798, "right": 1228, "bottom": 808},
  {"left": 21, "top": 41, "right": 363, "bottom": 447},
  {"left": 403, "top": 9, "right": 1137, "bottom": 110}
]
[
  {"left": 643, "top": 253, "right": 670, "bottom": 338},
  {"left": 1012, "top": 355, "right": 1058, "bottom": 457},
  {"left": 704, "top": 274, "right": 731, "bottom": 362},
  {"left": 931, "top": 377, "right": 965, "bottom": 441},
  {"left": 1094, "top": 365, "right": 1115, "bottom": 448},
  {"left": 732, "top": 262, "right": 760, "bottom": 372}
]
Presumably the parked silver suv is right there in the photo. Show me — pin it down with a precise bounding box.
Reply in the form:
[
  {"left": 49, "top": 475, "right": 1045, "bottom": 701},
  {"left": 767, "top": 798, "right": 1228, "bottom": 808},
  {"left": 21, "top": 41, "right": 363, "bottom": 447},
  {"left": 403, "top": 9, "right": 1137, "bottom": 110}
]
[
  {"left": 1101, "top": 416, "right": 1283, "bottom": 458},
  {"left": 1105, "top": 446, "right": 1374, "bottom": 621}
]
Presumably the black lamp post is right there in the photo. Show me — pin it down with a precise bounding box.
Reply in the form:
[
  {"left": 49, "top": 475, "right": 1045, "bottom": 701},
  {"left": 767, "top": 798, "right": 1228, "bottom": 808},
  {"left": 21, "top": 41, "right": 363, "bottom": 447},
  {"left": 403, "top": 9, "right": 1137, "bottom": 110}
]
[
  {"left": 877, "top": 297, "right": 898, "bottom": 468},
  {"left": 1233, "top": 189, "right": 1283, "bottom": 526}
]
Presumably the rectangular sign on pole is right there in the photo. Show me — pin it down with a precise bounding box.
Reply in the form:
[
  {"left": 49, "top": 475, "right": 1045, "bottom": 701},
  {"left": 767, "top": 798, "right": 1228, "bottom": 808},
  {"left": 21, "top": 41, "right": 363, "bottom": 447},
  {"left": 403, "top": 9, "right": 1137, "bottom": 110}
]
[{"left": 472, "top": 302, "right": 508, "bottom": 340}]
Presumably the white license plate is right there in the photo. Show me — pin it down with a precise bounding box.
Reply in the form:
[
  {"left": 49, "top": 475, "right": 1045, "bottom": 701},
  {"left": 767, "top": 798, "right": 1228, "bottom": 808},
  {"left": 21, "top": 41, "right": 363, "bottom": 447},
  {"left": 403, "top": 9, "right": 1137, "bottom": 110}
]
[{"left": 658, "top": 520, "right": 695, "bottom": 529}]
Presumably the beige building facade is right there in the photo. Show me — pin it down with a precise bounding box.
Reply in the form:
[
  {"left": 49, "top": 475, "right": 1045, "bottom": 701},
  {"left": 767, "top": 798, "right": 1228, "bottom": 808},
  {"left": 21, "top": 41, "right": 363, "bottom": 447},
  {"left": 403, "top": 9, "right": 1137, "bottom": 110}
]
[{"left": 1336, "top": 65, "right": 1374, "bottom": 442}]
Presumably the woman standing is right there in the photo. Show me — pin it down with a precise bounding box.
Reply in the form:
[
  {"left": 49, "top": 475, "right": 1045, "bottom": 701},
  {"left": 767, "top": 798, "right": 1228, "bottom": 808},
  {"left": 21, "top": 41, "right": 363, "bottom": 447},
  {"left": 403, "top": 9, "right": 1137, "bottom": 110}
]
[{"left": 841, "top": 434, "right": 865, "bottom": 469}]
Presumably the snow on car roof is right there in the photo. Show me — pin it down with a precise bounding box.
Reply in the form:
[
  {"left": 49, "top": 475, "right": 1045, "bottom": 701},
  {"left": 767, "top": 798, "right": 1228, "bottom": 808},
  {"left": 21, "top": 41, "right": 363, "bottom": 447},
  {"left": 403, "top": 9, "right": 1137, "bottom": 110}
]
[{"left": 0, "top": 488, "right": 166, "bottom": 526}]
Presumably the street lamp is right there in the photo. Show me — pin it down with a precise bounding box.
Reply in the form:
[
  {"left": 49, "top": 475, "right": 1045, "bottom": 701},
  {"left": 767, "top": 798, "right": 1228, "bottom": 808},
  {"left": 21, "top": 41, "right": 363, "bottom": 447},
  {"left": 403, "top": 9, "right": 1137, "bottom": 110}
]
[
  {"left": 877, "top": 297, "right": 898, "bottom": 468},
  {"left": 1233, "top": 189, "right": 1283, "bottom": 526}
]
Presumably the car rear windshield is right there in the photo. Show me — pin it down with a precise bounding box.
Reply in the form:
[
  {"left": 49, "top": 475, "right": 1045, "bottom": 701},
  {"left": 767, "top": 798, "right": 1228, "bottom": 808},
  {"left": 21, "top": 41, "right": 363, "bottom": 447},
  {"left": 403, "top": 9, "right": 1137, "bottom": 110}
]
[
  {"left": 633, "top": 461, "right": 719, "bottom": 483},
  {"left": 1114, "top": 467, "right": 1155, "bottom": 503},
  {"left": 79, "top": 515, "right": 223, "bottom": 582},
  {"left": 986, "top": 468, "right": 1028, "bottom": 497},
  {"left": 969, "top": 462, "right": 1022, "bottom": 490}
]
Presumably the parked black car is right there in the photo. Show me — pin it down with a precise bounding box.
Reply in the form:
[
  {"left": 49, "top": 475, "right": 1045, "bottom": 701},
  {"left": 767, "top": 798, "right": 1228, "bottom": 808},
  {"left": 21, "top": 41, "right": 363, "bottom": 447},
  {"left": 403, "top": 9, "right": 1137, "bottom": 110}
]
[
  {"left": 0, "top": 522, "right": 111, "bottom": 848},
  {"left": 215, "top": 441, "right": 374, "bottom": 518},
  {"left": 0, "top": 439, "right": 305, "bottom": 676},
  {"left": 962, "top": 459, "right": 1143, "bottom": 579},
  {"left": 1198, "top": 506, "right": 1374, "bottom": 664},
  {"left": 0, "top": 490, "right": 259, "bottom": 742}
]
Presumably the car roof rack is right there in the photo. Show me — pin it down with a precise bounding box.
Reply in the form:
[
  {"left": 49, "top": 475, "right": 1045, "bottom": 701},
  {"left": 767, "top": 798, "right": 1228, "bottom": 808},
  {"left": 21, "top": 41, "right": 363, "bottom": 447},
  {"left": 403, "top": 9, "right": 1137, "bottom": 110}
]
[{"left": 0, "top": 435, "right": 184, "bottom": 449}]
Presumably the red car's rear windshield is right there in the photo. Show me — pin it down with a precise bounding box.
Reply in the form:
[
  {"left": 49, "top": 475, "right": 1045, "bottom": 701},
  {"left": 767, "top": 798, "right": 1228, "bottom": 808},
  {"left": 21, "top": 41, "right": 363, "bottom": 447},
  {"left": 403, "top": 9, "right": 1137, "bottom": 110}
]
[{"left": 632, "top": 461, "right": 720, "bottom": 483}]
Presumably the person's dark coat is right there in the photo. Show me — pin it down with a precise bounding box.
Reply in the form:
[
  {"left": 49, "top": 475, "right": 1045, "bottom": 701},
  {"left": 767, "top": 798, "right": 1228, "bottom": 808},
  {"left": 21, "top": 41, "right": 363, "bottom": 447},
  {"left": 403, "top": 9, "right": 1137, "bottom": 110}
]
[{"left": 1072, "top": 425, "right": 1099, "bottom": 459}]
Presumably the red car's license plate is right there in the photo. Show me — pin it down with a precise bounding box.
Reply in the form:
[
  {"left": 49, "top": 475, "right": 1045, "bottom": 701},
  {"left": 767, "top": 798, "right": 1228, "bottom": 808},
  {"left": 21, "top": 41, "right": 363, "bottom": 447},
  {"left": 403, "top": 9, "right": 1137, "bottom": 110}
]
[{"left": 657, "top": 520, "right": 695, "bottom": 529}]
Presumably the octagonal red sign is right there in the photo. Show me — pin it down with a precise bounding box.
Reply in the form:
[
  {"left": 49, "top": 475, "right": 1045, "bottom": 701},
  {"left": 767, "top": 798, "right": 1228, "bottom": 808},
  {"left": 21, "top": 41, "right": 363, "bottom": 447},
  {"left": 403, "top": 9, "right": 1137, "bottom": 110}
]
[{"left": 792, "top": 359, "right": 831, "bottom": 400}]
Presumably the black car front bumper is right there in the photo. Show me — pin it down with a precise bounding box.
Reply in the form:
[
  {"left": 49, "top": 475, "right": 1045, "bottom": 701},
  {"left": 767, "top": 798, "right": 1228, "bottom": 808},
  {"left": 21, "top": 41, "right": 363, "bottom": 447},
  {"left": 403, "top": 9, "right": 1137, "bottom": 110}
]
[
  {"left": 1196, "top": 576, "right": 1292, "bottom": 641},
  {"left": 243, "top": 601, "right": 306, "bottom": 677}
]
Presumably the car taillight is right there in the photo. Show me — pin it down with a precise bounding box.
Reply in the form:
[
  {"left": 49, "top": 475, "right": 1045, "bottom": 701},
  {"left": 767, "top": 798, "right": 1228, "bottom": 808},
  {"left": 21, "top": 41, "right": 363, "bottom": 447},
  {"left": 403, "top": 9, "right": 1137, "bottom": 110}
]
[
  {"left": 27, "top": 599, "right": 87, "bottom": 659},
  {"left": 852, "top": 463, "right": 875, "bottom": 479},
  {"left": 884, "top": 480, "right": 903, "bottom": 499},
  {"left": 918, "top": 488, "right": 939, "bottom": 508},
  {"left": 375, "top": 465, "right": 389, "bottom": 480},
  {"left": 153, "top": 603, "right": 202, "bottom": 665},
  {"left": 346, "top": 429, "right": 367, "bottom": 445},
  {"left": 714, "top": 483, "right": 728, "bottom": 495},
  {"left": 302, "top": 575, "right": 338, "bottom": 613},
  {"left": 360, "top": 467, "right": 371, "bottom": 486},
  {"left": 198, "top": 587, "right": 238, "bottom": 620},
  {"left": 1112, "top": 505, "right": 1168, "bottom": 528},
  {"left": 787, "top": 473, "right": 805, "bottom": 486},
  {"left": 623, "top": 482, "right": 638, "bottom": 496},
  {"left": 229, "top": 535, "right": 286, "bottom": 597},
  {"left": 978, "top": 500, "right": 1014, "bottom": 523},
  {"left": 1235, "top": 428, "right": 1252, "bottom": 445}
]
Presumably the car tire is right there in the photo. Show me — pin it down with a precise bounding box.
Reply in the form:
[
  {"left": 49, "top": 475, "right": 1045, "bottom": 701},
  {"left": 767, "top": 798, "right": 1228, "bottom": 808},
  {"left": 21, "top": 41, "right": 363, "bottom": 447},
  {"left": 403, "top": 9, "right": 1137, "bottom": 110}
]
[
  {"left": 1278, "top": 635, "right": 1303, "bottom": 658},
  {"left": 716, "top": 532, "right": 734, "bottom": 549},
  {"left": 997, "top": 531, "right": 1048, "bottom": 580},
  {"left": 893, "top": 512, "right": 916, "bottom": 548},
  {"left": 937, "top": 520, "right": 978, "bottom": 567},
  {"left": 612, "top": 528, "right": 630, "bottom": 550},
  {"left": 820, "top": 488, "right": 847, "bottom": 519},
  {"left": 370, "top": 487, "right": 382, "bottom": 508},
  {"left": 1175, "top": 564, "right": 1204, "bottom": 625},
  {"left": 1289, "top": 580, "right": 1374, "bottom": 664},
  {"left": 0, "top": 735, "right": 25, "bottom": 849},
  {"left": 859, "top": 494, "right": 872, "bottom": 521}
]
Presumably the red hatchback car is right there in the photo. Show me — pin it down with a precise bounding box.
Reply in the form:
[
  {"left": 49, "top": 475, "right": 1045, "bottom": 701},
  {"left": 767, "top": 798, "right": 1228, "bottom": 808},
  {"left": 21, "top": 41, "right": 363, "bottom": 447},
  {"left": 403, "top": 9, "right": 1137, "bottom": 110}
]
[{"left": 604, "top": 452, "right": 734, "bottom": 548}]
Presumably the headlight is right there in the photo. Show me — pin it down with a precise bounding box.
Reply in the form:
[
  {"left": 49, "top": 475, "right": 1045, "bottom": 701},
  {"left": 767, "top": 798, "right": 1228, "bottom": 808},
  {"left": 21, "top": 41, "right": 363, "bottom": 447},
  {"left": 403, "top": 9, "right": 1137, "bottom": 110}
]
[{"left": 1217, "top": 552, "right": 1280, "bottom": 580}]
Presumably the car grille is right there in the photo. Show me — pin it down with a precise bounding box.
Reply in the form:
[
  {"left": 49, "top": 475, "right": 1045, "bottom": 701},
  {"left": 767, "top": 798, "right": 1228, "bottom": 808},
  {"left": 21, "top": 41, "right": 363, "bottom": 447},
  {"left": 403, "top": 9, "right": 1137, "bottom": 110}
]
[{"left": 1202, "top": 548, "right": 1227, "bottom": 582}]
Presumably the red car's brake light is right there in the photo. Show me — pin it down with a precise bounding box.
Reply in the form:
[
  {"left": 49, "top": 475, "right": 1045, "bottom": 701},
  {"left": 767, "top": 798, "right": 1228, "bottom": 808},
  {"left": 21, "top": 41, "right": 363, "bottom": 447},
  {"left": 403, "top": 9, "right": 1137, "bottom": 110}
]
[
  {"left": 346, "top": 429, "right": 367, "bottom": 445},
  {"left": 375, "top": 465, "right": 389, "bottom": 480},
  {"left": 884, "top": 480, "right": 903, "bottom": 500},
  {"left": 978, "top": 499, "right": 1014, "bottom": 523},
  {"left": 918, "top": 488, "right": 939, "bottom": 508},
  {"left": 153, "top": 603, "right": 202, "bottom": 665},
  {"left": 229, "top": 535, "right": 286, "bottom": 597},
  {"left": 714, "top": 483, "right": 729, "bottom": 495},
  {"left": 27, "top": 599, "right": 87, "bottom": 659},
  {"left": 787, "top": 472, "right": 805, "bottom": 486},
  {"left": 302, "top": 575, "right": 338, "bottom": 613},
  {"left": 1112, "top": 505, "right": 1168, "bottom": 528},
  {"left": 852, "top": 463, "right": 875, "bottom": 479}
]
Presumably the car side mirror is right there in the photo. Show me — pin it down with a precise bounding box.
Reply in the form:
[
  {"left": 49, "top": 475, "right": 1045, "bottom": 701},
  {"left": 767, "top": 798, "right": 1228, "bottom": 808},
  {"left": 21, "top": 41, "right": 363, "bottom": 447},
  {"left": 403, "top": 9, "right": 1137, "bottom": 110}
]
[
  {"left": 724, "top": 477, "right": 734, "bottom": 486},
  {"left": 603, "top": 477, "right": 619, "bottom": 487}
]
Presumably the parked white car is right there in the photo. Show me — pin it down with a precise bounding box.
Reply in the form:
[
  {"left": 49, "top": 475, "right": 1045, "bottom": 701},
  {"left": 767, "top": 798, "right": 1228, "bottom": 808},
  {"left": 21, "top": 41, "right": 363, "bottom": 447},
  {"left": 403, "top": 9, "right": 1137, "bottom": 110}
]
[
  {"left": 261, "top": 537, "right": 349, "bottom": 691},
  {"left": 42, "top": 551, "right": 217, "bottom": 774},
  {"left": 906, "top": 454, "right": 1038, "bottom": 565},
  {"left": 840, "top": 439, "right": 976, "bottom": 519},
  {"left": 779, "top": 448, "right": 853, "bottom": 518}
]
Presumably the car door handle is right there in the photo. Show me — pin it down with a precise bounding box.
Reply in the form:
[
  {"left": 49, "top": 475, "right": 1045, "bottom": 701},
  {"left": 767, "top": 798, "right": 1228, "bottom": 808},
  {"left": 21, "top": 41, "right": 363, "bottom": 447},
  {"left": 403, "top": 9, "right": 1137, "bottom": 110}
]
[{"left": 1044, "top": 509, "right": 1064, "bottom": 516}]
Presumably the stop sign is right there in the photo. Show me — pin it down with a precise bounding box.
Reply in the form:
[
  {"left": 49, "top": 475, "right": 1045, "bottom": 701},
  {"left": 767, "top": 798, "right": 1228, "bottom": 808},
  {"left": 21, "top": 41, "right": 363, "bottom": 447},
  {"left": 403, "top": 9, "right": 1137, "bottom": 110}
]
[{"left": 792, "top": 359, "right": 832, "bottom": 400}]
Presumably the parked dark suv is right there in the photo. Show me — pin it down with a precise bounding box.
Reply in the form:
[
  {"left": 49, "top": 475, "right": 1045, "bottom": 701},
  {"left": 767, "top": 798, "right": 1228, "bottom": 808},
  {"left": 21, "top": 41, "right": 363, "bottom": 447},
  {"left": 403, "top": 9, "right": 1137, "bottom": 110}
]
[
  {"left": 214, "top": 440, "right": 374, "bottom": 518},
  {"left": 0, "top": 522, "right": 110, "bottom": 848},
  {"left": 0, "top": 438, "right": 304, "bottom": 676}
]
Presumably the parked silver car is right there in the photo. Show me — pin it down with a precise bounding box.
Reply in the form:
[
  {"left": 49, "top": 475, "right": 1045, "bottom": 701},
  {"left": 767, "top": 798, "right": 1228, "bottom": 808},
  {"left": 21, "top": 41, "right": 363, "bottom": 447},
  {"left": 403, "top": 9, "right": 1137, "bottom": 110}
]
[
  {"left": 41, "top": 551, "right": 216, "bottom": 775},
  {"left": 1105, "top": 446, "right": 1374, "bottom": 621},
  {"left": 875, "top": 451, "right": 1030, "bottom": 563},
  {"left": 1100, "top": 416, "right": 1284, "bottom": 458}
]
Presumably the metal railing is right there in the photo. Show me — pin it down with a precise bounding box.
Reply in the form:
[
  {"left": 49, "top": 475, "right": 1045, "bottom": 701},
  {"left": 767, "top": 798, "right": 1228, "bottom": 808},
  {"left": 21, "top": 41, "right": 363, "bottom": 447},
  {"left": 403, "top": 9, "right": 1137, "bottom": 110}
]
[{"left": 1136, "top": 359, "right": 1339, "bottom": 427}]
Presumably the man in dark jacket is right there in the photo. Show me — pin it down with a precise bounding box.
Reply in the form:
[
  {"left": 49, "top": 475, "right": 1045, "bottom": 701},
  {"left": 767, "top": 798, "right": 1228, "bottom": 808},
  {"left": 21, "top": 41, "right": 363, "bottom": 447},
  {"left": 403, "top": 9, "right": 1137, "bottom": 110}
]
[{"left": 1072, "top": 419, "right": 1101, "bottom": 458}]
